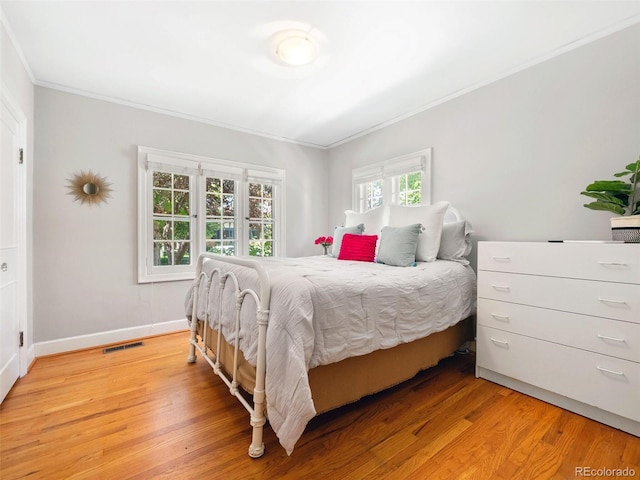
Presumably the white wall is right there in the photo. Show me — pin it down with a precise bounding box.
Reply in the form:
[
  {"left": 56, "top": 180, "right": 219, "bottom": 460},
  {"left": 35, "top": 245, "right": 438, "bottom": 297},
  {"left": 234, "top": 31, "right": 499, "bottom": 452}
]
[
  {"left": 1, "top": 20, "right": 34, "bottom": 358},
  {"left": 328, "top": 23, "right": 640, "bottom": 266},
  {"left": 30, "top": 22, "right": 640, "bottom": 349},
  {"left": 33, "top": 88, "right": 328, "bottom": 344}
]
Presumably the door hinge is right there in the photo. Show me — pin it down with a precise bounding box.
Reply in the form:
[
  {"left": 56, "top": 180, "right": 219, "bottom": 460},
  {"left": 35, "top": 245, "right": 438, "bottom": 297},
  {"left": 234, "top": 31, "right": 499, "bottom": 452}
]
[
  {"left": 19, "top": 331, "right": 24, "bottom": 347},
  {"left": 19, "top": 148, "right": 24, "bottom": 164}
]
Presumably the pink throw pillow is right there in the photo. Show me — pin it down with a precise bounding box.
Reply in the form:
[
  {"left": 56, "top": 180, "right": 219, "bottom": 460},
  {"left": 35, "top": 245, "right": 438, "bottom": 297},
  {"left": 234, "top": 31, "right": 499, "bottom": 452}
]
[{"left": 338, "top": 234, "right": 378, "bottom": 262}]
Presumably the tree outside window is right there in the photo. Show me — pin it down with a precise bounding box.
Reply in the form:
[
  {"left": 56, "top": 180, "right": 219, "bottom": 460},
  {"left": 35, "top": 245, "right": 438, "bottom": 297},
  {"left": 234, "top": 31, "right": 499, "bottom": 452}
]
[
  {"left": 248, "top": 182, "right": 274, "bottom": 257},
  {"left": 152, "top": 172, "right": 191, "bottom": 266},
  {"left": 205, "top": 177, "right": 236, "bottom": 256},
  {"left": 396, "top": 171, "right": 422, "bottom": 205}
]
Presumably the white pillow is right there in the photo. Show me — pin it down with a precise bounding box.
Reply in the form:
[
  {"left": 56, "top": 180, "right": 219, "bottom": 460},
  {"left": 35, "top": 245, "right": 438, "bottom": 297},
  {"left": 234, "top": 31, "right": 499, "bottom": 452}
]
[
  {"left": 344, "top": 205, "right": 388, "bottom": 236},
  {"left": 387, "top": 201, "right": 450, "bottom": 262},
  {"left": 438, "top": 220, "right": 473, "bottom": 264}
]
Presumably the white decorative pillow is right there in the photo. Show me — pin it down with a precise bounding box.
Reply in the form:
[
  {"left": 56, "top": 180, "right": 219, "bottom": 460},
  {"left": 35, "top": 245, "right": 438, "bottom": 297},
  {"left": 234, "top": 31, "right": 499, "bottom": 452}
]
[
  {"left": 387, "top": 201, "right": 450, "bottom": 262},
  {"left": 344, "top": 205, "right": 388, "bottom": 237},
  {"left": 438, "top": 220, "right": 473, "bottom": 264}
]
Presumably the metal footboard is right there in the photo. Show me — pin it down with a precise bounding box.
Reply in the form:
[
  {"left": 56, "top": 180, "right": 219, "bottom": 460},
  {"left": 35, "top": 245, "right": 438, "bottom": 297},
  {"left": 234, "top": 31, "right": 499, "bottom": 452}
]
[{"left": 187, "top": 253, "right": 271, "bottom": 458}]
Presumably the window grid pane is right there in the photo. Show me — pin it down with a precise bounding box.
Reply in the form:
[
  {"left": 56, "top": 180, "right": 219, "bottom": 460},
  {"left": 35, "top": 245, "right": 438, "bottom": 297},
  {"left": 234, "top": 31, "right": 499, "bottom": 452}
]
[
  {"left": 206, "top": 176, "right": 237, "bottom": 255},
  {"left": 248, "top": 182, "right": 275, "bottom": 257},
  {"left": 394, "top": 171, "right": 422, "bottom": 206},
  {"left": 358, "top": 180, "right": 383, "bottom": 212},
  {"left": 152, "top": 171, "right": 192, "bottom": 266}
]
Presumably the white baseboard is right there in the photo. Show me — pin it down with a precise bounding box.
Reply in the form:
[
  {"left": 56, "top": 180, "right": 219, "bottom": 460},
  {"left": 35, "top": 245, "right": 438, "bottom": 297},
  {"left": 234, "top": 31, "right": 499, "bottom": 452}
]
[
  {"left": 25, "top": 344, "right": 35, "bottom": 374},
  {"left": 34, "top": 319, "right": 189, "bottom": 357}
]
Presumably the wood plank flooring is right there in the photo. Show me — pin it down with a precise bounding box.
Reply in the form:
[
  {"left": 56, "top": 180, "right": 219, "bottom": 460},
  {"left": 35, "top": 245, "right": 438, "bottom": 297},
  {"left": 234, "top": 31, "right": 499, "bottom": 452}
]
[{"left": 1, "top": 331, "right": 638, "bottom": 479}]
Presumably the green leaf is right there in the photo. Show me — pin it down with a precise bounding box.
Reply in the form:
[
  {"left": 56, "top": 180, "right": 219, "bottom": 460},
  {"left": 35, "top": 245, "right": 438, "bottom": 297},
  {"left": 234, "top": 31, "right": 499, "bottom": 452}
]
[
  {"left": 625, "top": 159, "right": 640, "bottom": 173},
  {"left": 583, "top": 201, "right": 626, "bottom": 215},
  {"left": 585, "top": 180, "right": 632, "bottom": 193},
  {"left": 580, "top": 191, "right": 626, "bottom": 205},
  {"left": 613, "top": 167, "right": 640, "bottom": 178}
]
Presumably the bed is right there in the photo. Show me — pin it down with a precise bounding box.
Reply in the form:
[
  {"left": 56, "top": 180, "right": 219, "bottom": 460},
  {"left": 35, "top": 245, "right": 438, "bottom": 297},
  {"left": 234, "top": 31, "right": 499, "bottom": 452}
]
[{"left": 185, "top": 202, "right": 477, "bottom": 457}]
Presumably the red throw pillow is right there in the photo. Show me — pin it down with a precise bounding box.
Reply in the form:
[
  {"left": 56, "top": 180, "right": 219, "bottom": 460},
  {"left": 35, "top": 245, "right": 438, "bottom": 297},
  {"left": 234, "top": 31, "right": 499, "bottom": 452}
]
[{"left": 338, "top": 233, "right": 378, "bottom": 262}]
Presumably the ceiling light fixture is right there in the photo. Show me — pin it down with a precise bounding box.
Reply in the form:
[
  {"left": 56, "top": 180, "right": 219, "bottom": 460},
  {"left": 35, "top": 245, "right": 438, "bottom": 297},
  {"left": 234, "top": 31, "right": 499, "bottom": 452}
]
[{"left": 274, "top": 30, "right": 319, "bottom": 67}]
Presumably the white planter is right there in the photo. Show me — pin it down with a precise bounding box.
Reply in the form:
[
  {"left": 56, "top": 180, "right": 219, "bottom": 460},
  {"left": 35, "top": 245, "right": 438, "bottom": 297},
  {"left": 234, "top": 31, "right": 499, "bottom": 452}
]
[{"left": 611, "top": 215, "right": 640, "bottom": 242}]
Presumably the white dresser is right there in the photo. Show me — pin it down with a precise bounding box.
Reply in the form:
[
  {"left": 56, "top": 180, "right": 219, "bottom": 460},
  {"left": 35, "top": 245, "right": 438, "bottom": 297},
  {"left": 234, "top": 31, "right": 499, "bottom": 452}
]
[{"left": 476, "top": 241, "right": 640, "bottom": 436}]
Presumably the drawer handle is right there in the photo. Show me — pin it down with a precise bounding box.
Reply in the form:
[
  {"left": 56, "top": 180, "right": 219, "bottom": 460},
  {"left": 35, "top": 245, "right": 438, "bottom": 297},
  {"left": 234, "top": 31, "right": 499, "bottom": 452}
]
[
  {"left": 491, "top": 284, "right": 511, "bottom": 292},
  {"left": 598, "top": 261, "right": 628, "bottom": 267},
  {"left": 492, "top": 256, "right": 511, "bottom": 262},
  {"left": 597, "top": 333, "right": 626, "bottom": 343},
  {"left": 598, "top": 297, "right": 627, "bottom": 305},
  {"left": 491, "top": 313, "right": 510, "bottom": 322},
  {"left": 490, "top": 337, "right": 509, "bottom": 347},
  {"left": 596, "top": 365, "right": 625, "bottom": 377}
]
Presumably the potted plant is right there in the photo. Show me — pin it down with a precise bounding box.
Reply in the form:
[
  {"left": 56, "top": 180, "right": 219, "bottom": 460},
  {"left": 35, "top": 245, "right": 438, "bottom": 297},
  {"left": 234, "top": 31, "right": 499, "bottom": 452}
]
[{"left": 581, "top": 157, "right": 640, "bottom": 242}]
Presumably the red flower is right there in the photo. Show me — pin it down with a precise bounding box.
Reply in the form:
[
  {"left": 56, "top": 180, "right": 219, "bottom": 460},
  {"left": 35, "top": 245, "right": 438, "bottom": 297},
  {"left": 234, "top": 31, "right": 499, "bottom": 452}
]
[{"left": 314, "top": 236, "right": 333, "bottom": 246}]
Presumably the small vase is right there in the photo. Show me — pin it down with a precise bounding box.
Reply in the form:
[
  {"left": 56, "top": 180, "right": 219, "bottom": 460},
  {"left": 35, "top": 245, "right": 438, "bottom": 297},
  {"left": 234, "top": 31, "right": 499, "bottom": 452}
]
[{"left": 323, "top": 245, "right": 329, "bottom": 255}]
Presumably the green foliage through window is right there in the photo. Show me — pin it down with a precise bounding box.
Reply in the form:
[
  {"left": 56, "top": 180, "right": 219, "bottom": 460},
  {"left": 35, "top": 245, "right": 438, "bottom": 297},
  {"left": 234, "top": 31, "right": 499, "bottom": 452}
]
[
  {"left": 248, "top": 182, "right": 275, "bottom": 257},
  {"left": 398, "top": 171, "right": 422, "bottom": 205},
  {"left": 205, "top": 176, "right": 237, "bottom": 256},
  {"left": 152, "top": 171, "right": 191, "bottom": 266}
]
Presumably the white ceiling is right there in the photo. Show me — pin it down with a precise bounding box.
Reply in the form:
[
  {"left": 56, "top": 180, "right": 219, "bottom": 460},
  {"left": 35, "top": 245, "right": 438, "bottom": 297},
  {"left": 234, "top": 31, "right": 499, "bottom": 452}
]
[{"left": 2, "top": 1, "right": 640, "bottom": 149}]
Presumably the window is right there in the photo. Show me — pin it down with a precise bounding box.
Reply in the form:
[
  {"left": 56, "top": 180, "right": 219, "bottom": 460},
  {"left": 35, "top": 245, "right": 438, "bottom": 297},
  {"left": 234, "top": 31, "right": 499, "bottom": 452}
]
[
  {"left": 392, "top": 171, "right": 422, "bottom": 206},
  {"left": 204, "top": 176, "right": 237, "bottom": 256},
  {"left": 352, "top": 148, "right": 432, "bottom": 212},
  {"left": 152, "top": 172, "right": 193, "bottom": 266},
  {"left": 138, "top": 147, "right": 284, "bottom": 283},
  {"left": 248, "top": 182, "right": 274, "bottom": 257}
]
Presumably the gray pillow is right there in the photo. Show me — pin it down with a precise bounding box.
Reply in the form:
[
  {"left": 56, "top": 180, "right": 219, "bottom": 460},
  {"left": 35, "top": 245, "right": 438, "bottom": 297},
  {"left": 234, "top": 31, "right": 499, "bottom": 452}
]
[
  {"left": 376, "top": 224, "right": 422, "bottom": 267},
  {"left": 331, "top": 223, "right": 364, "bottom": 257},
  {"left": 437, "top": 220, "right": 473, "bottom": 264}
]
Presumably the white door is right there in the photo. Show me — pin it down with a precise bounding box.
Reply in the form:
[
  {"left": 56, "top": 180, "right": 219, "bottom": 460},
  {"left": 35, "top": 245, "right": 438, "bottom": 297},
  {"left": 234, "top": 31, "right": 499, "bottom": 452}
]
[{"left": 0, "top": 98, "right": 22, "bottom": 403}]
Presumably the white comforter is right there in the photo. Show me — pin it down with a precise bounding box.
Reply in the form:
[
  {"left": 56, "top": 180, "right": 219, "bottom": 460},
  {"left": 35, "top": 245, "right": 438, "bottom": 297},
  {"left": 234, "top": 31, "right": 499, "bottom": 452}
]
[{"left": 186, "top": 255, "right": 476, "bottom": 455}]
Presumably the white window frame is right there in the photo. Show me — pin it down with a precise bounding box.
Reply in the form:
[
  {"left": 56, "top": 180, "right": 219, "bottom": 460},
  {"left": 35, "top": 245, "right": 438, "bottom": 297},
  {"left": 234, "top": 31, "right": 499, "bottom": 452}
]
[
  {"left": 352, "top": 148, "right": 432, "bottom": 212},
  {"left": 137, "top": 146, "right": 285, "bottom": 283}
]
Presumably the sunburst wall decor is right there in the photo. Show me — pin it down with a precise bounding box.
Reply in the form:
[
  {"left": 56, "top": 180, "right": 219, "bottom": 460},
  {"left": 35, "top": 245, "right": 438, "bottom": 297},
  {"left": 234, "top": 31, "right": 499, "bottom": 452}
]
[{"left": 66, "top": 170, "right": 113, "bottom": 205}]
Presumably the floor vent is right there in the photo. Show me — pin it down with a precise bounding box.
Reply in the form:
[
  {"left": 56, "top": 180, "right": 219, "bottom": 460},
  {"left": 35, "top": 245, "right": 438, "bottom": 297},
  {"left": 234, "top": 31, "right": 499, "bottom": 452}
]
[{"left": 103, "top": 341, "right": 144, "bottom": 354}]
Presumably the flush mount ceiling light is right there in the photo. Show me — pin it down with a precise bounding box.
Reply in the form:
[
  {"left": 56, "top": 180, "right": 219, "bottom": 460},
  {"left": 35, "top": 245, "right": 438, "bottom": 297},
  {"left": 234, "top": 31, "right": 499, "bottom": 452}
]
[{"left": 273, "top": 30, "right": 319, "bottom": 66}]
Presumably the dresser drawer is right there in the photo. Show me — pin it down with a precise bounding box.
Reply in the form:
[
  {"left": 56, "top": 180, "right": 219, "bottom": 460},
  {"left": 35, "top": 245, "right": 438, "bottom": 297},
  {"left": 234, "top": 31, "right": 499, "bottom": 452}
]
[
  {"left": 477, "top": 326, "right": 640, "bottom": 422},
  {"left": 479, "top": 242, "right": 640, "bottom": 284},
  {"left": 478, "top": 271, "right": 640, "bottom": 324},
  {"left": 478, "top": 299, "right": 640, "bottom": 363}
]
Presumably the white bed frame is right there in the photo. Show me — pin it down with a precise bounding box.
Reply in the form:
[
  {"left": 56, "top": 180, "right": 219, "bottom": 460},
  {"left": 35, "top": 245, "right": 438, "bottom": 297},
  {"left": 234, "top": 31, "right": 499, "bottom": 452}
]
[
  {"left": 187, "top": 254, "right": 272, "bottom": 458},
  {"left": 187, "top": 206, "right": 464, "bottom": 458}
]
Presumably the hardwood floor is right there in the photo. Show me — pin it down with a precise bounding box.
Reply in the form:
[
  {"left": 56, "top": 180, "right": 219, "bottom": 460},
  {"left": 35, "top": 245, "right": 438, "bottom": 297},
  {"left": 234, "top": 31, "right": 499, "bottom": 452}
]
[{"left": 1, "top": 331, "right": 638, "bottom": 479}]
